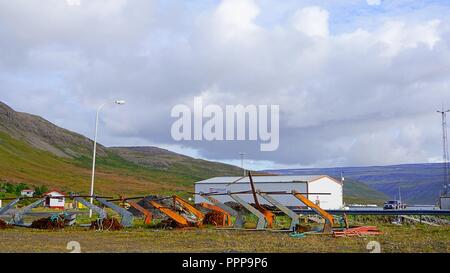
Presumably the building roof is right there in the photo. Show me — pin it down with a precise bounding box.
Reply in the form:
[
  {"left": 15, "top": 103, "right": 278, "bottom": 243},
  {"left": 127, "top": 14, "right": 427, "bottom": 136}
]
[
  {"left": 43, "top": 189, "right": 66, "bottom": 196},
  {"left": 195, "top": 175, "right": 341, "bottom": 185}
]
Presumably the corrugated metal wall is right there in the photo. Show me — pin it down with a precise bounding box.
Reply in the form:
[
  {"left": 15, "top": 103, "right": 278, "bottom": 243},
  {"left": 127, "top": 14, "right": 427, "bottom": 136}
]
[{"left": 195, "top": 181, "right": 308, "bottom": 207}]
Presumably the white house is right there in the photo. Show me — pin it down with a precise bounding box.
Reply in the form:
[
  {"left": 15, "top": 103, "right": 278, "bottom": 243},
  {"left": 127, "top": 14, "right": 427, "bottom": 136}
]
[
  {"left": 20, "top": 189, "right": 35, "bottom": 197},
  {"left": 195, "top": 175, "right": 343, "bottom": 210},
  {"left": 44, "top": 190, "right": 66, "bottom": 209}
]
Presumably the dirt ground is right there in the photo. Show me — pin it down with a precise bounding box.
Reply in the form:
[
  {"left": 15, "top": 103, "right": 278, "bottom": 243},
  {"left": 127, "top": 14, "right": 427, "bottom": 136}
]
[{"left": 0, "top": 224, "right": 448, "bottom": 253}]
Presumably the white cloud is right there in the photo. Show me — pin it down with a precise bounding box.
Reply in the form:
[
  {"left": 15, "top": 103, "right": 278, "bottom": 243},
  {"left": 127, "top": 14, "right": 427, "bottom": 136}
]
[
  {"left": 210, "top": 0, "right": 261, "bottom": 42},
  {"left": 367, "top": 0, "right": 382, "bottom": 6},
  {"left": 1, "top": 0, "right": 449, "bottom": 168},
  {"left": 377, "top": 20, "right": 441, "bottom": 57},
  {"left": 66, "top": 0, "right": 81, "bottom": 6},
  {"left": 292, "top": 6, "right": 329, "bottom": 38}
]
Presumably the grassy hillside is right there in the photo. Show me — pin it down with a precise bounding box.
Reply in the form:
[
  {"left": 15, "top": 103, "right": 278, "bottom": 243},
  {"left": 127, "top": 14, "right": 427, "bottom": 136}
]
[
  {"left": 0, "top": 101, "right": 244, "bottom": 197},
  {"left": 0, "top": 131, "right": 196, "bottom": 196},
  {"left": 342, "top": 179, "right": 390, "bottom": 205},
  {"left": 111, "top": 147, "right": 243, "bottom": 181}
]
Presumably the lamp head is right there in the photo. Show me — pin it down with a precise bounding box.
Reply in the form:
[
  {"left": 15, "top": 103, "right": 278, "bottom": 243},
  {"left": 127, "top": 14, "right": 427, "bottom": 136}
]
[{"left": 115, "top": 100, "right": 126, "bottom": 105}]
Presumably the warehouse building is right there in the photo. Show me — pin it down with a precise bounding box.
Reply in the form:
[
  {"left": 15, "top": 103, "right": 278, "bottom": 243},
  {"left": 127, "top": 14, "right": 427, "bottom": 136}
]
[{"left": 195, "top": 175, "right": 343, "bottom": 210}]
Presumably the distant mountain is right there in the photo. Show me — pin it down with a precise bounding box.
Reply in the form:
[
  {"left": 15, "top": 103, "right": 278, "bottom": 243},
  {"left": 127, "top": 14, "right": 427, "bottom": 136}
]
[
  {"left": 110, "top": 146, "right": 244, "bottom": 180},
  {"left": 0, "top": 101, "right": 243, "bottom": 196},
  {"left": 266, "top": 163, "right": 447, "bottom": 205},
  {"left": 0, "top": 101, "right": 107, "bottom": 158}
]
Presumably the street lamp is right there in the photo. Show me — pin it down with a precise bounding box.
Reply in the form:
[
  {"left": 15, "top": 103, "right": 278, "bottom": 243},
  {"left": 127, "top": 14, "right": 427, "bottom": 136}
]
[
  {"left": 239, "top": 152, "right": 245, "bottom": 176},
  {"left": 89, "top": 100, "right": 125, "bottom": 218}
]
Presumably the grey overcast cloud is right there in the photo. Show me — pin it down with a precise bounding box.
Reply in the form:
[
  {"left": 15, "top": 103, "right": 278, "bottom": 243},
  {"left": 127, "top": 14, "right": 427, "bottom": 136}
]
[{"left": 1, "top": 0, "right": 450, "bottom": 170}]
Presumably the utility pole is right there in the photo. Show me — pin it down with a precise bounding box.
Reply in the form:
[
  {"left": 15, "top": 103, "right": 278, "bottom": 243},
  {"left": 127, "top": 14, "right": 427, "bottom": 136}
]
[
  {"left": 89, "top": 100, "right": 125, "bottom": 218},
  {"left": 239, "top": 152, "right": 246, "bottom": 176},
  {"left": 340, "top": 171, "right": 345, "bottom": 207},
  {"left": 437, "top": 108, "right": 450, "bottom": 197}
]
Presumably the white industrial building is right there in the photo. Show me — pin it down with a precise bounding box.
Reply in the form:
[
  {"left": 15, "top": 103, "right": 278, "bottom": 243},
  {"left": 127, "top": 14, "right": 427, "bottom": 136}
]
[{"left": 195, "top": 175, "right": 343, "bottom": 210}]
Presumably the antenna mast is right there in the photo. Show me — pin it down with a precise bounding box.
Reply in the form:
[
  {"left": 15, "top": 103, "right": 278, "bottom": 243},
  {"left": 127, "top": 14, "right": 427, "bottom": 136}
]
[{"left": 437, "top": 108, "right": 450, "bottom": 196}]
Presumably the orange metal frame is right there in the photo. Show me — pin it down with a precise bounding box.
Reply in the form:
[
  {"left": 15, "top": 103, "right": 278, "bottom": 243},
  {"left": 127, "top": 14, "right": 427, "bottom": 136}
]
[
  {"left": 292, "top": 191, "right": 335, "bottom": 233},
  {"left": 148, "top": 200, "right": 189, "bottom": 227},
  {"left": 172, "top": 195, "right": 205, "bottom": 221},
  {"left": 127, "top": 201, "right": 153, "bottom": 225},
  {"left": 199, "top": 202, "right": 233, "bottom": 227},
  {"left": 248, "top": 172, "right": 275, "bottom": 227}
]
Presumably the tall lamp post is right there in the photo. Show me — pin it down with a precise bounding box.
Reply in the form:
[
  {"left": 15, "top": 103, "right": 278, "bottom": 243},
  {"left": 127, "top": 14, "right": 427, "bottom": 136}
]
[
  {"left": 239, "top": 152, "right": 245, "bottom": 176},
  {"left": 89, "top": 100, "right": 125, "bottom": 218}
]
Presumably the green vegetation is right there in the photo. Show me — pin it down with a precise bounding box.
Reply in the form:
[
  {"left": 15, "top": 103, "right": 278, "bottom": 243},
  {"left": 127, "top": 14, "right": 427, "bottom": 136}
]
[
  {"left": 0, "top": 181, "right": 48, "bottom": 197},
  {"left": 343, "top": 179, "right": 389, "bottom": 205},
  {"left": 0, "top": 224, "right": 448, "bottom": 253}
]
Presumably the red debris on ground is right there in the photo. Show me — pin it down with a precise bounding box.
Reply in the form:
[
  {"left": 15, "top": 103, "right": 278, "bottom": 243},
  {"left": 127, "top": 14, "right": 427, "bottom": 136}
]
[
  {"left": 30, "top": 216, "right": 65, "bottom": 230},
  {"left": 0, "top": 219, "right": 12, "bottom": 229},
  {"left": 333, "top": 226, "right": 383, "bottom": 237},
  {"left": 90, "top": 218, "right": 122, "bottom": 231},
  {"left": 203, "top": 211, "right": 227, "bottom": 226}
]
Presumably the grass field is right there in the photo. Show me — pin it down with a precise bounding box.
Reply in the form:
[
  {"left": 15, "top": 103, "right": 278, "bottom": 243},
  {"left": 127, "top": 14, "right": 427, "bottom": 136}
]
[{"left": 0, "top": 224, "right": 448, "bottom": 253}]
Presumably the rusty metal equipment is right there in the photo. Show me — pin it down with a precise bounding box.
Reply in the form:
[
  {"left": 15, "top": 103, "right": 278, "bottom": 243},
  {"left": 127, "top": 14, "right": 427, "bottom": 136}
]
[
  {"left": 13, "top": 198, "right": 46, "bottom": 225},
  {"left": 333, "top": 226, "right": 383, "bottom": 237},
  {"left": 96, "top": 197, "right": 133, "bottom": 227},
  {"left": 200, "top": 193, "right": 244, "bottom": 228},
  {"left": 258, "top": 191, "right": 300, "bottom": 231},
  {"left": 229, "top": 192, "right": 267, "bottom": 230},
  {"left": 172, "top": 195, "right": 204, "bottom": 222},
  {"left": 199, "top": 202, "right": 232, "bottom": 227},
  {"left": 126, "top": 200, "right": 153, "bottom": 225},
  {"left": 148, "top": 200, "right": 192, "bottom": 227},
  {"left": 248, "top": 172, "right": 275, "bottom": 227},
  {"left": 73, "top": 197, "right": 107, "bottom": 220},
  {"left": 292, "top": 190, "right": 334, "bottom": 233}
]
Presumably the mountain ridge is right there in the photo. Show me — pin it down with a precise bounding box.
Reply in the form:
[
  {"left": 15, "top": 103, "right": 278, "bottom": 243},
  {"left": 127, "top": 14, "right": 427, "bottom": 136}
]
[{"left": 266, "top": 163, "right": 447, "bottom": 204}]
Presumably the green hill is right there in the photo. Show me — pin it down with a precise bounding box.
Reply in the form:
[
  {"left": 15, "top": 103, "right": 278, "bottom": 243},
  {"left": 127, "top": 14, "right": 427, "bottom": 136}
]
[{"left": 0, "top": 101, "right": 243, "bottom": 197}]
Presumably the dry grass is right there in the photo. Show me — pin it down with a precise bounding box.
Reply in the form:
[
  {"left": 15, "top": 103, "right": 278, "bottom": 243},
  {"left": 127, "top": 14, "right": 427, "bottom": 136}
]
[{"left": 0, "top": 224, "right": 448, "bottom": 253}]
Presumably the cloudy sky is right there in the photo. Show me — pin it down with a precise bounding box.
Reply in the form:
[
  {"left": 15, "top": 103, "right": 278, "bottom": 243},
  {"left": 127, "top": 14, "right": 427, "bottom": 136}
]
[{"left": 1, "top": 0, "right": 450, "bottom": 170}]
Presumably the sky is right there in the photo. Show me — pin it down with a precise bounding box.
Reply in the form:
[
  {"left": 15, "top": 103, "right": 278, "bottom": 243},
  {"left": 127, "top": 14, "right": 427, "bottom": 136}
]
[{"left": 1, "top": 0, "right": 450, "bottom": 170}]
